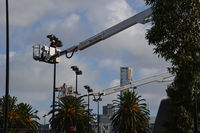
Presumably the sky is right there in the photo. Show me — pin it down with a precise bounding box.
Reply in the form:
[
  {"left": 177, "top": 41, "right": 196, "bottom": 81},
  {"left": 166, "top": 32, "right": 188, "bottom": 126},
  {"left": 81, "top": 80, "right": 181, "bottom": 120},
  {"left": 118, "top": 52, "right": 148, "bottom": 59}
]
[{"left": 0, "top": 0, "right": 172, "bottom": 123}]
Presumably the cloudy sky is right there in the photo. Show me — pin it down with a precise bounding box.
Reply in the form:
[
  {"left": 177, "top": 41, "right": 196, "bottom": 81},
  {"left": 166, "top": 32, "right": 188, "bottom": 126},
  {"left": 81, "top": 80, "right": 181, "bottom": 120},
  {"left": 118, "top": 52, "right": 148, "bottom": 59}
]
[{"left": 0, "top": 0, "right": 172, "bottom": 123}]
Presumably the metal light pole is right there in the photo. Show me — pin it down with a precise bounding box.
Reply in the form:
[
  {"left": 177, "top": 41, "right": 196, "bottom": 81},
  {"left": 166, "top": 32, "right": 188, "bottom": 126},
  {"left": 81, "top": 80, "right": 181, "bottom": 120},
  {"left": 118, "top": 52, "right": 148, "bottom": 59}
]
[
  {"left": 71, "top": 66, "right": 82, "bottom": 132},
  {"left": 193, "top": 52, "right": 199, "bottom": 133},
  {"left": 84, "top": 85, "right": 93, "bottom": 133},
  {"left": 46, "top": 34, "right": 63, "bottom": 132},
  {"left": 194, "top": 92, "right": 198, "bottom": 133},
  {"left": 52, "top": 63, "right": 56, "bottom": 131},
  {"left": 93, "top": 93, "right": 103, "bottom": 133},
  {"left": 43, "top": 114, "right": 47, "bottom": 125},
  {"left": 42, "top": 114, "right": 47, "bottom": 133},
  {"left": 4, "top": 0, "right": 10, "bottom": 132}
]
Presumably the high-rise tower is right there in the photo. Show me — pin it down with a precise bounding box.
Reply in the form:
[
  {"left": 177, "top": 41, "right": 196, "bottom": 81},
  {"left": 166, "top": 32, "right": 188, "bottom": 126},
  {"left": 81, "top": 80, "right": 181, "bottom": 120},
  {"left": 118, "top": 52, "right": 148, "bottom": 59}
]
[{"left": 120, "top": 67, "right": 133, "bottom": 96}]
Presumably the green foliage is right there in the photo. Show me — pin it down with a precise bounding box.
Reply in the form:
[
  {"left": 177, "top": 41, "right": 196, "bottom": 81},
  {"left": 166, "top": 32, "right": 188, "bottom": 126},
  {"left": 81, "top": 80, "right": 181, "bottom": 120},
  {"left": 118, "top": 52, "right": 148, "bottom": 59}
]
[
  {"left": 145, "top": 0, "right": 200, "bottom": 132},
  {"left": 111, "top": 91, "right": 150, "bottom": 133},
  {"left": 0, "top": 95, "right": 40, "bottom": 132},
  {"left": 146, "top": 0, "right": 200, "bottom": 64},
  {"left": 48, "top": 96, "right": 94, "bottom": 133}
]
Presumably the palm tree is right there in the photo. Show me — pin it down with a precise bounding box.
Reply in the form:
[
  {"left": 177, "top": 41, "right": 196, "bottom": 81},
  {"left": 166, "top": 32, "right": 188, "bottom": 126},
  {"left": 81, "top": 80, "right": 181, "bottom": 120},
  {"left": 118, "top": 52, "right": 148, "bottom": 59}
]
[
  {"left": 0, "top": 96, "right": 18, "bottom": 130},
  {"left": 15, "top": 103, "right": 40, "bottom": 132},
  {"left": 111, "top": 91, "right": 150, "bottom": 133},
  {"left": 49, "top": 96, "right": 94, "bottom": 133},
  {"left": 0, "top": 96, "right": 40, "bottom": 132}
]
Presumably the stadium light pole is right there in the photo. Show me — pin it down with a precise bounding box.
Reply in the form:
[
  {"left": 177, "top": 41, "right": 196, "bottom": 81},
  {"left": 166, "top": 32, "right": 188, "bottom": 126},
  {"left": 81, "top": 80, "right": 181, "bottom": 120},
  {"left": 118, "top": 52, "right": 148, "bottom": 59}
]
[
  {"left": 71, "top": 66, "right": 82, "bottom": 132},
  {"left": 52, "top": 62, "right": 56, "bottom": 132},
  {"left": 84, "top": 85, "right": 93, "bottom": 133},
  {"left": 93, "top": 93, "right": 103, "bottom": 133},
  {"left": 4, "top": 0, "right": 10, "bottom": 132},
  {"left": 46, "top": 34, "right": 63, "bottom": 132},
  {"left": 43, "top": 114, "right": 47, "bottom": 125},
  {"left": 193, "top": 52, "right": 199, "bottom": 133},
  {"left": 194, "top": 92, "right": 198, "bottom": 133}
]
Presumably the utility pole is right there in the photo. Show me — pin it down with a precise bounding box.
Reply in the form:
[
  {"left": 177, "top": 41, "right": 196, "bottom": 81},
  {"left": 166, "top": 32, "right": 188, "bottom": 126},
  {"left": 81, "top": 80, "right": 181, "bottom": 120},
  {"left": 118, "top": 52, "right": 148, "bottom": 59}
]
[
  {"left": 71, "top": 66, "right": 82, "bottom": 132},
  {"left": 4, "top": 0, "right": 10, "bottom": 132},
  {"left": 84, "top": 85, "right": 93, "bottom": 133},
  {"left": 93, "top": 93, "right": 103, "bottom": 133}
]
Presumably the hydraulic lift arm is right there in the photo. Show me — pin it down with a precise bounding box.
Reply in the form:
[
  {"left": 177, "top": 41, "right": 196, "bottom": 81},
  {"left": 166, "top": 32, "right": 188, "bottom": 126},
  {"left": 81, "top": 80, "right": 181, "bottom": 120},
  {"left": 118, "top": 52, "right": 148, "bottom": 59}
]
[
  {"left": 78, "top": 8, "right": 152, "bottom": 51},
  {"left": 101, "top": 72, "right": 172, "bottom": 96},
  {"left": 79, "top": 72, "right": 173, "bottom": 98},
  {"left": 33, "top": 8, "right": 152, "bottom": 63}
]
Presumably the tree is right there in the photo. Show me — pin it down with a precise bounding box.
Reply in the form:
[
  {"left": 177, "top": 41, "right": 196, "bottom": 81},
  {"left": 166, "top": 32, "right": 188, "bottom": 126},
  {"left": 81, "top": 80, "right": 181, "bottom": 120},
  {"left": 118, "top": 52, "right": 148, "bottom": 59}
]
[
  {"left": 0, "top": 96, "right": 40, "bottom": 132},
  {"left": 48, "top": 96, "right": 94, "bottom": 133},
  {"left": 111, "top": 91, "right": 150, "bottom": 133},
  {"left": 0, "top": 96, "right": 17, "bottom": 130},
  {"left": 145, "top": 0, "right": 200, "bottom": 132},
  {"left": 15, "top": 103, "right": 40, "bottom": 132}
]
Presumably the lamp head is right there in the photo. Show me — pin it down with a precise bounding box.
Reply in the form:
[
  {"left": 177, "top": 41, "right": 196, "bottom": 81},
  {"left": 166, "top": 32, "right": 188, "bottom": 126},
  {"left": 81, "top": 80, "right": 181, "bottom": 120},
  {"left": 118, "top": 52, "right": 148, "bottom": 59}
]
[
  {"left": 88, "top": 88, "right": 93, "bottom": 93},
  {"left": 84, "top": 85, "right": 90, "bottom": 90},
  {"left": 71, "top": 66, "right": 78, "bottom": 71},
  {"left": 84, "top": 85, "right": 93, "bottom": 93},
  {"left": 77, "top": 70, "right": 82, "bottom": 75},
  {"left": 98, "top": 92, "right": 103, "bottom": 96},
  {"left": 47, "top": 34, "right": 63, "bottom": 47},
  {"left": 93, "top": 99, "right": 98, "bottom": 102}
]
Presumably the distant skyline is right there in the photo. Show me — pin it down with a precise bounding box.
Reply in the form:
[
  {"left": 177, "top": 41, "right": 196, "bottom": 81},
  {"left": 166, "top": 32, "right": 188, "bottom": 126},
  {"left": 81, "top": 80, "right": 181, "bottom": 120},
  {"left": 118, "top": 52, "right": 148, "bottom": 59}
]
[{"left": 0, "top": 0, "right": 171, "bottom": 123}]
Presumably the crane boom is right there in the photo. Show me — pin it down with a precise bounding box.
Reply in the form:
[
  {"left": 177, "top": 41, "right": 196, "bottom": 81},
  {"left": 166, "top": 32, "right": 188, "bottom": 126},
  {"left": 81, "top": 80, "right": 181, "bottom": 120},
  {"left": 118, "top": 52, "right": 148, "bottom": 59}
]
[
  {"left": 33, "top": 8, "right": 152, "bottom": 63},
  {"left": 78, "top": 72, "right": 173, "bottom": 98},
  {"left": 78, "top": 8, "right": 152, "bottom": 51},
  {"left": 102, "top": 72, "right": 172, "bottom": 96}
]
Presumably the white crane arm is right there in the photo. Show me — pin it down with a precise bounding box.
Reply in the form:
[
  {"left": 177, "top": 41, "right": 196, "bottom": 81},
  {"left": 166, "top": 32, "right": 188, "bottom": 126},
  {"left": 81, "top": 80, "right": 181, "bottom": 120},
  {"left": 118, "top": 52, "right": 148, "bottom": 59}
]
[
  {"left": 83, "top": 72, "right": 173, "bottom": 97},
  {"left": 102, "top": 72, "right": 173, "bottom": 96},
  {"left": 45, "top": 8, "right": 152, "bottom": 61},
  {"left": 78, "top": 8, "right": 152, "bottom": 51}
]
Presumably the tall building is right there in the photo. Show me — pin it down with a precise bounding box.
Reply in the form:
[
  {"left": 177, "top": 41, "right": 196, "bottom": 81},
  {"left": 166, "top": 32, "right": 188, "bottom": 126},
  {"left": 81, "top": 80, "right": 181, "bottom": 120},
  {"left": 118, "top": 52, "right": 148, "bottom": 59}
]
[
  {"left": 120, "top": 67, "right": 133, "bottom": 96},
  {"left": 95, "top": 104, "right": 114, "bottom": 133},
  {"left": 102, "top": 104, "right": 114, "bottom": 116}
]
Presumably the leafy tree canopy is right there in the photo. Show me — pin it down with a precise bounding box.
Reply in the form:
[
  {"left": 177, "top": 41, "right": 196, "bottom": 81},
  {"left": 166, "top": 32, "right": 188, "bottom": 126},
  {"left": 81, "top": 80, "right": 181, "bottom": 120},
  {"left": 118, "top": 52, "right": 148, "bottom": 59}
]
[{"left": 145, "top": 0, "right": 200, "bottom": 132}]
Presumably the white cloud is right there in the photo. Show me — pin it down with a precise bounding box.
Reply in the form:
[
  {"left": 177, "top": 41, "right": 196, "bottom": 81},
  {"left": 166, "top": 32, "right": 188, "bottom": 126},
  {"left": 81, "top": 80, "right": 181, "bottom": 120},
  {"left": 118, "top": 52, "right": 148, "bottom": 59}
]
[
  {"left": 132, "top": 0, "right": 146, "bottom": 8},
  {"left": 86, "top": 0, "right": 134, "bottom": 30},
  {"left": 99, "top": 59, "right": 123, "bottom": 71},
  {"left": 46, "top": 14, "right": 80, "bottom": 33},
  {"left": 139, "top": 67, "right": 165, "bottom": 78},
  {"left": 30, "top": 14, "right": 86, "bottom": 46},
  {"left": 109, "top": 79, "right": 120, "bottom": 87},
  {"left": 8, "top": 0, "right": 54, "bottom": 27},
  {"left": 0, "top": 0, "right": 6, "bottom": 25},
  {"left": 0, "top": 0, "right": 110, "bottom": 27}
]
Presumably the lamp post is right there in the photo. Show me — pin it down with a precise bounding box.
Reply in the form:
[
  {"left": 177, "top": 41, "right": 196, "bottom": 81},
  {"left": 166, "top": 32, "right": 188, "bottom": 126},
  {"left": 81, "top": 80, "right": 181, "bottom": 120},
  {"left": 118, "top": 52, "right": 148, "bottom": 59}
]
[
  {"left": 193, "top": 52, "right": 199, "bottom": 133},
  {"left": 194, "top": 92, "right": 198, "bottom": 133},
  {"left": 84, "top": 85, "right": 93, "bottom": 133},
  {"left": 93, "top": 93, "right": 103, "bottom": 133},
  {"left": 44, "top": 34, "right": 63, "bottom": 132},
  {"left": 43, "top": 114, "right": 47, "bottom": 125},
  {"left": 71, "top": 66, "right": 82, "bottom": 132},
  {"left": 42, "top": 114, "right": 47, "bottom": 133},
  {"left": 4, "top": 0, "right": 10, "bottom": 132},
  {"left": 52, "top": 62, "right": 56, "bottom": 132}
]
